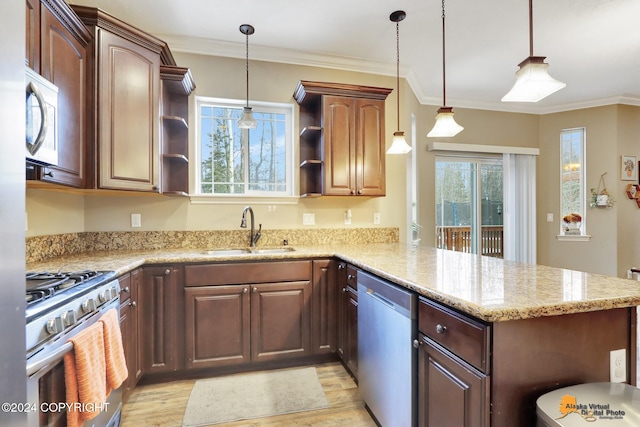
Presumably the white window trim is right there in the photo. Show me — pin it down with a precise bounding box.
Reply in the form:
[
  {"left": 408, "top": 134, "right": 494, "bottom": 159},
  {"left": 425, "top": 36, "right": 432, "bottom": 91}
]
[
  {"left": 557, "top": 127, "right": 589, "bottom": 241},
  {"left": 192, "top": 96, "right": 296, "bottom": 200}
]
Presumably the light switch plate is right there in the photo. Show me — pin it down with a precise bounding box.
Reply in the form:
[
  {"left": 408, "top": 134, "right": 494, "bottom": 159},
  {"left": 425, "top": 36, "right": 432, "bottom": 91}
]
[
  {"left": 302, "top": 213, "right": 315, "bottom": 225},
  {"left": 546, "top": 213, "right": 553, "bottom": 222},
  {"left": 131, "top": 213, "right": 142, "bottom": 228},
  {"left": 373, "top": 213, "right": 381, "bottom": 224}
]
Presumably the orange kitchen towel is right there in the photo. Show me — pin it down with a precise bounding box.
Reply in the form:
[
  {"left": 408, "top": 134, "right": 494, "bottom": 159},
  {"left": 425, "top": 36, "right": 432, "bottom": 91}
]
[
  {"left": 64, "top": 322, "right": 107, "bottom": 427},
  {"left": 99, "top": 308, "right": 128, "bottom": 395}
]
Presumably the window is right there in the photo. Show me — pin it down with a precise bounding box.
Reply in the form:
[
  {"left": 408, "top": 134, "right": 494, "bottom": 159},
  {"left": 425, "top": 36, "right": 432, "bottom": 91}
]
[
  {"left": 560, "top": 127, "right": 586, "bottom": 235},
  {"left": 435, "top": 156, "right": 504, "bottom": 258},
  {"left": 196, "top": 97, "right": 294, "bottom": 196}
]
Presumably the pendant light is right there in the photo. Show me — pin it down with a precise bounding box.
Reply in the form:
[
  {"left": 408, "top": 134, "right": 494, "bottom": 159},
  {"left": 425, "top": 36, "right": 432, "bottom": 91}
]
[
  {"left": 238, "top": 24, "right": 257, "bottom": 129},
  {"left": 502, "top": 0, "right": 565, "bottom": 102},
  {"left": 427, "top": 0, "right": 463, "bottom": 138},
  {"left": 387, "top": 10, "right": 412, "bottom": 155}
]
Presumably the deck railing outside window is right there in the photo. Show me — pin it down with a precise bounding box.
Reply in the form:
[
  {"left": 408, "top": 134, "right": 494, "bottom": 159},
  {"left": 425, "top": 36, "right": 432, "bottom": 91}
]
[{"left": 436, "top": 225, "right": 504, "bottom": 258}]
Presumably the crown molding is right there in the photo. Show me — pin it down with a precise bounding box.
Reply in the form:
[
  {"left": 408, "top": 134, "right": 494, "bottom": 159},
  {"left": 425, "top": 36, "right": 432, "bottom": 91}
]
[{"left": 158, "top": 33, "right": 640, "bottom": 116}]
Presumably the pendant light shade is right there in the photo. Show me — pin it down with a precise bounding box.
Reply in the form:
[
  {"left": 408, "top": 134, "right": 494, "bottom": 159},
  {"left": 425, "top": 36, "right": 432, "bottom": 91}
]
[
  {"left": 427, "top": 107, "right": 464, "bottom": 138},
  {"left": 502, "top": 0, "right": 565, "bottom": 102},
  {"left": 238, "top": 24, "right": 257, "bottom": 129},
  {"left": 428, "top": 0, "right": 463, "bottom": 138},
  {"left": 387, "top": 10, "right": 412, "bottom": 155}
]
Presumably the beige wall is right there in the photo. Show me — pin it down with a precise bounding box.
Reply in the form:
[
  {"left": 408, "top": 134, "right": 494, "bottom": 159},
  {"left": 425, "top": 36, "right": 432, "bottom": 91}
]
[
  {"left": 415, "top": 107, "right": 539, "bottom": 248},
  {"left": 26, "top": 54, "right": 412, "bottom": 240},
  {"left": 616, "top": 105, "right": 640, "bottom": 277},
  {"left": 537, "top": 106, "right": 619, "bottom": 275},
  {"left": 25, "top": 52, "right": 640, "bottom": 278}
]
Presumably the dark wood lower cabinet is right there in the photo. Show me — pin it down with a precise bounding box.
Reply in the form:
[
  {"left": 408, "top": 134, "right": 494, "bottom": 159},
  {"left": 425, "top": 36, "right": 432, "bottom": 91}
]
[
  {"left": 140, "top": 265, "right": 182, "bottom": 374},
  {"left": 251, "top": 281, "right": 312, "bottom": 362},
  {"left": 312, "top": 259, "right": 337, "bottom": 354},
  {"left": 337, "top": 263, "right": 358, "bottom": 379},
  {"left": 184, "top": 285, "right": 250, "bottom": 369},
  {"left": 418, "top": 335, "right": 489, "bottom": 427},
  {"left": 119, "top": 268, "right": 141, "bottom": 401},
  {"left": 183, "top": 261, "right": 316, "bottom": 370}
]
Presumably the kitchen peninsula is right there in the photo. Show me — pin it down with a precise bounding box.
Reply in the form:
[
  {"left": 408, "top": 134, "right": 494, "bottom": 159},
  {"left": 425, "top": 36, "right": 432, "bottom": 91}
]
[{"left": 27, "top": 242, "right": 640, "bottom": 426}]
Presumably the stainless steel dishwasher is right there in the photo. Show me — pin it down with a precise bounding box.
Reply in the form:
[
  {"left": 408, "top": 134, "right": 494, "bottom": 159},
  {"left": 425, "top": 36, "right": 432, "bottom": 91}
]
[{"left": 358, "top": 270, "right": 417, "bottom": 427}]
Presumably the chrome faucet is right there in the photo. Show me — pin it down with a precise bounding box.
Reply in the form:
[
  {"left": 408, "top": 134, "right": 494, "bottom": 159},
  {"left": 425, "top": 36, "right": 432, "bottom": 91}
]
[{"left": 240, "top": 206, "right": 262, "bottom": 248}]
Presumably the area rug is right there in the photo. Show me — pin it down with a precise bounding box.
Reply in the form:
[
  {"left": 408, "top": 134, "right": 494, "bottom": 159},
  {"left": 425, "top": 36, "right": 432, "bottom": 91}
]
[{"left": 182, "top": 367, "right": 329, "bottom": 426}]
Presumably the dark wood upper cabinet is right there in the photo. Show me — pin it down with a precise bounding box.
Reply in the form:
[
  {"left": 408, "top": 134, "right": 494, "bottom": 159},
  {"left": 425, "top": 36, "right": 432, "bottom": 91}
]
[
  {"left": 293, "top": 81, "right": 391, "bottom": 197},
  {"left": 71, "top": 6, "right": 169, "bottom": 192},
  {"left": 26, "top": 0, "right": 92, "bottom": 188},
  {"left": 25, "top": 0, "right": 40, "bottom": 72},
  {"left": 160, "top": 65, "right": 195, "bottom": 196}
]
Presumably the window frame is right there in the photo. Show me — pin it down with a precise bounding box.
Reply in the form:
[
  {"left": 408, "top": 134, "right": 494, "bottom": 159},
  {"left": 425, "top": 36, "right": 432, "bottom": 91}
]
[
  {"left": 192, "top": 96, "right": 297, "bottom": 202},
  {"left": 558, "top": 127, "right": 590, "bottom": 241}
]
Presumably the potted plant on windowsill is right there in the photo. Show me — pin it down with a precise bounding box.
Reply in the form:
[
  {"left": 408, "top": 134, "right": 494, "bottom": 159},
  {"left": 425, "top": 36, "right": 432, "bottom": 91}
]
[{"left": 562, "top": 213, "right": 582, "bottom": 235}]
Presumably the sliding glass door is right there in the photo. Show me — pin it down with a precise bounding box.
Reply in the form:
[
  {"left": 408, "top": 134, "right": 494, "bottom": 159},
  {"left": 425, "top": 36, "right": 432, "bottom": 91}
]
[{"left": 435, "top": 157, "right": 503, "bottom": 258}]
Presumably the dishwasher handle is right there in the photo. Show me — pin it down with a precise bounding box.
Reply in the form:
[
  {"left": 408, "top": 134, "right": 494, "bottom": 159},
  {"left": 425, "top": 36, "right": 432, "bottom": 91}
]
[{"left": 365, "top": 287, "right": 396, "bottom": 309}]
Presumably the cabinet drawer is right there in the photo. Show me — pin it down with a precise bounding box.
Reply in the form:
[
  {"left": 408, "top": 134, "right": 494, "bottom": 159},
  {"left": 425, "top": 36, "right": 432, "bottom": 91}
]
[
  {"left": 346, "top": 265, "right": 358, "bottom": 290},
  {"left": 184, "top": 261, "right": 312, "bottom": 286},
  {"left": 418, "top": 297, "right": 490, "bottom": 373},
  {"left": 119, "top": 272, "right": 131, "bottom": 301}
]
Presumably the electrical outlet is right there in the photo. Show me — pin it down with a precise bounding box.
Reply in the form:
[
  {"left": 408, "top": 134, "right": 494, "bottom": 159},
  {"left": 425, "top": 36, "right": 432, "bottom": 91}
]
[
  {"left": 302, "top": 213, "right": 315, "bottom": 225},
  {"left": 546, "top": 213, "right": 553, "bottom": 222},
  {"left": 131, "top": 213, "right": 142, "bottom": 228},
  {"left": 373, "top": 212, "right": 381, "bottom": 224},
  {"left": 610, "top": 349, "right": 626, "bottom": 383}
]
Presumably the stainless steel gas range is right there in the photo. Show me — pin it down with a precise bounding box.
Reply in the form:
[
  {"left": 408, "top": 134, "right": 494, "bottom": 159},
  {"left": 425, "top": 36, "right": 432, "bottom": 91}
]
[{"left": 25, "top": 270, "right": 122, "bottom": 427}]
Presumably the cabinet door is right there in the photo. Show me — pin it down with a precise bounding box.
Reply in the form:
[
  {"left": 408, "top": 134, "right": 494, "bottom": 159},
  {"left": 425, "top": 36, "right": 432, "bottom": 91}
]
[
  {"left": 25, "top": 0, "right": 40, "bottom": 72},
  {"left": 184, "top": 285, "right": 251, "bottom": 369},
  {"left": 129, "top": 269, "right": 142, "bottom": 385},
  {"left": 418, "top": 335, "right": 489, "bottom": 427},
  {"left": 40, "top": 5, "right": 90, "bottom": 187},
  {"left": 251, "top": 281, "right": 312, "bottom": 362},
  {"left": 355, "top": 98, "right": 385, "bottom": 196},
  {"left": 140, "top": 266, "right": 181, "bottom": 373},
  {"left": 336, "top": 262, "right": 347, "bottom": 361},
  {"left": 311, "top": 259, "right": 337, "bottom": 354},
  {"left": 323, "top": 96, "right": 356, "bottom": 195},
  {"left": 98, "top": 30, "right": 159, "bottom": 191}
]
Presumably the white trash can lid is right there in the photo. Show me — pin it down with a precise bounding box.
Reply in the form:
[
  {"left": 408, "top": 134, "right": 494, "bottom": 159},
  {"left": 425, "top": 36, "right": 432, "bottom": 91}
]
[{"left": 537, "top": 382, "right": 640, "bottom": 426}]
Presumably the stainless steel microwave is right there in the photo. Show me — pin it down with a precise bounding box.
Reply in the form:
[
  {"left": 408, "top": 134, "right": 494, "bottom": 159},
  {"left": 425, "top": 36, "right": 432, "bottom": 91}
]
[{"left": 25, "top": 67, "right": 58, "bottom": 166}]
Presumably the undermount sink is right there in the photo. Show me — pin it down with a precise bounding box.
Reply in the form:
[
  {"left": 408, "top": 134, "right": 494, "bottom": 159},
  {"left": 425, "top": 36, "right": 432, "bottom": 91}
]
[
  {"left": 202, "top": 247, "right": 295, "bottom": 256},
  {"left": 249, "top": 247, "right": 296, "bottom": 254}
]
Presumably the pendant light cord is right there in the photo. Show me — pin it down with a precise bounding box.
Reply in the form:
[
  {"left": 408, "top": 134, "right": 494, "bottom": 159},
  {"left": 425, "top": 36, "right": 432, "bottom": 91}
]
[
  {"left": 441, "top": 0, "right": 447, "bottom": 107},
  {"left": 245, "top": 32, "right": 250, "bottom": 108},
  {"left": 396, "top": 19, "right": 401, "bottom": 132},
  {"left": 528, "top": 0, "right": 534, "bottom": 57}
]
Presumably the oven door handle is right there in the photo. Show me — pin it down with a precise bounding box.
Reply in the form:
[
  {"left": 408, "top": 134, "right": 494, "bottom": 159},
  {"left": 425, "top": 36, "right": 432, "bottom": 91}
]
[{"left": 26, "top": 341, "right": 72, "bottom": 377}]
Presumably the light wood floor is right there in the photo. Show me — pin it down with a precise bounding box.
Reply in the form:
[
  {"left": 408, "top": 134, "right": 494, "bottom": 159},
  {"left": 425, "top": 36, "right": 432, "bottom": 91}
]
[{"left": 120, "top": 362, "right": 377, "bottom": 427}]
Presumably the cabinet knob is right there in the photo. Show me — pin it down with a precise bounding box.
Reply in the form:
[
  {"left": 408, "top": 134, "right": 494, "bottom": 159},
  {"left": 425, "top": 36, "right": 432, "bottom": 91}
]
[
  {"left": 413, "top": 339, "right": 421, "bottom": 349},
  {"left": 121, "top": 286, "right": 130, "bottom": 293},
  {"left": 130, "top": 301, "right": 137, "bottom": 307},
  {"left": 347, "top": 274, "right": 354, "bottom": 280},
  {"left": 436, "top": 324, "right": 447, "bottom": 334},
  {"left": 43, "top": 170, "right": 54, "bottom": 178},
  {"left": 350, "top": 190, "right": 355, "bottom": 195},
  {"left": 243, "top": 287, "right": 248, "bottom": 294},
  {"left": 164, "top": 269, "right": 171, "bottom": 275},
  {"left": 252, "top": 287, "right": 257, "bottom": 293},
  {"left": 338, "top": 263, "right": 346, "bottom": 270},
  {"left": 342, "top": 287, "right": 348, "bottom": 293}
]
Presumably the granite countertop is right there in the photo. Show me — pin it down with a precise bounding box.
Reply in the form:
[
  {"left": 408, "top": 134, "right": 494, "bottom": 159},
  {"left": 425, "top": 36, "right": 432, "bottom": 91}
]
[{"left": 27, "top": 243, "right": 640, "bottom": 322}]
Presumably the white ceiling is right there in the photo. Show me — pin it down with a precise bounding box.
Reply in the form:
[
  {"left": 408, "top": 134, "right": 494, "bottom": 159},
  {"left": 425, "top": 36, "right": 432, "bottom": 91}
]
[{"left": 70, "top": 0, "right": 640, "bottom": 114}]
